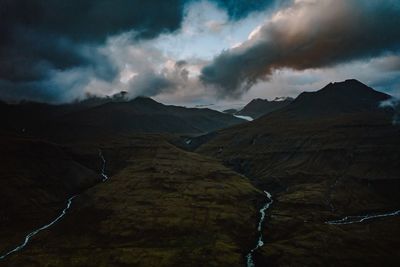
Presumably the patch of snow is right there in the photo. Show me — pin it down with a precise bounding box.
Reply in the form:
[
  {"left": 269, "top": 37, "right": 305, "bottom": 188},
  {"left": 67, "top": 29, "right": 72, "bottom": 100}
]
[
  {"left": 273, "top": 96, "right": 291, "bottom": 102},
  {"left": 234, "top": 115, "right": 253, "bottom": 121}
]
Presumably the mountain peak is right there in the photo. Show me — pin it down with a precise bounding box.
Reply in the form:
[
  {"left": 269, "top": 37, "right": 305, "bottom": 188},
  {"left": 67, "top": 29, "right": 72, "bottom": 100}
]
[
  {"left": 249, "top": 98, "right": 268, "bottom": 104},
  {"left": 237, "top": 97, "right": 293, "bottom": 119},
  {"left": 285, "top": 80, "right": 391, "bottom": 118},
  {"left": 130, "top": 96, "right": 160, "bottom": 105},
  {"left": 324, "top": 79, "right": 373, "bottom": 91},
  {"left": 316, "top": 79, "right": 391, "bottom": 101},
  {"left": 344, "top": 78, "right": 363, "bottom": 83}
]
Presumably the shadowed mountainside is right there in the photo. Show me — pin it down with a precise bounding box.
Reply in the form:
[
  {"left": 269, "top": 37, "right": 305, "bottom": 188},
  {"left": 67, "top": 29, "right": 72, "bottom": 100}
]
[
  {"left": 196, "top": 79, "right": 400, "bottom": 266},
  {"left": 0, "top": 97, "right": 244, "bottom": 143},
  {"left": 277, "top": 79, "right": 390, "bottom": 119},
  {"left": 57, "top": 97, "right": 244, "bottom": 135}
]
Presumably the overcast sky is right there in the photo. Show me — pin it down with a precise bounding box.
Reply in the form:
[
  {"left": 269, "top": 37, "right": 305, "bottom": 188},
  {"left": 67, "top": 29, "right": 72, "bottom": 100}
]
[{"left": 0, "top": 0, "right": 399, "bottom": 108}]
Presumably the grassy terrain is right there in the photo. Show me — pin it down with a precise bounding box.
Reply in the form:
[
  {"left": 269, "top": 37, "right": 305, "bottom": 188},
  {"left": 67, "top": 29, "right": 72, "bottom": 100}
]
[
  {"left": 2, "top": 135, "right": 262, "bottom": 267},
  {"left": 197, "top": 112, "right": 400, "bottom": 266},
  {"left": 0, "top": 134, "right": 99, "bottom": 255},
  {"left": 260, "top": 183, "right": 400, "bottom": 266}
]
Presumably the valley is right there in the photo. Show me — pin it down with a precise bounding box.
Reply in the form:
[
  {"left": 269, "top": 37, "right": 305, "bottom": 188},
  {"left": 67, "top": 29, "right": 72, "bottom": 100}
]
[
  {"left": 2, "top": 0, "right": 400, "bottom": 266},
  {"left": 0, "top": 80, "right": 399, "bottom": 266}
]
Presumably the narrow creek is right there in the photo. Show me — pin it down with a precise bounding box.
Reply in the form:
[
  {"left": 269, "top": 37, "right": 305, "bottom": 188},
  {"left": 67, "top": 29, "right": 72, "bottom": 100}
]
[
  {"left": 0, "top": 150, "right": 109, "bottom": 260},
  {"left": 246, "top": 190, "right": 273, "bottom": 267},
  {"left": 99, "top": 149, "right": 109, "bottom": 181},
  {"left": 326, "top": 209, "right": 400, "bottom": 225}
]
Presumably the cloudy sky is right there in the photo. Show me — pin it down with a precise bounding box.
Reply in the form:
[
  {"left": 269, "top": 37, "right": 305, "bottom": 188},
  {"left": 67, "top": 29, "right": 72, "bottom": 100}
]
[{"left": 0, "top": 0, "right": 399, "bottom": 108}]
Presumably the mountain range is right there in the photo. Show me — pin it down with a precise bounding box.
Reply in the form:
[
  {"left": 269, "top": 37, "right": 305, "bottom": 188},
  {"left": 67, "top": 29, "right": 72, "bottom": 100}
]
[
  {"left": 0, "top": 79, "right": 399, "bottom": 266},
  {"left": 0, "top": 96, "right": 244, "bottom": 143}
]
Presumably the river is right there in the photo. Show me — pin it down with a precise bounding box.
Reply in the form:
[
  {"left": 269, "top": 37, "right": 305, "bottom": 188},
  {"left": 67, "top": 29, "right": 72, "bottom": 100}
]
[{"left": 246, "top": 190, "right": 273, "bottom": 267}]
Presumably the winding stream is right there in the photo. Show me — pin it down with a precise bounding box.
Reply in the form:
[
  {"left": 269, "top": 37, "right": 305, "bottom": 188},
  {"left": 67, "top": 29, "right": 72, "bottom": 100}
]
[
  {"left": 246, "top": 190, "right": 273, "bottom": 267},
  {"left": 99, "top": 149, "right": 109, "bottom": 181},
  {"left": 0, "top": 150, "right": 109, "bottom": 260},
  {"left": 326, "top": 209, "right": 400, "bottom": 225},
  {"left": 0, "top": 195, "right": 76, "bottom": 260}
]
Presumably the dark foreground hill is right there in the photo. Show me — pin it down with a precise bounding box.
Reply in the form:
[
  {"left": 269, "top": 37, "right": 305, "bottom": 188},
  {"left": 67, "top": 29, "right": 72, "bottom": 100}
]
[
  {"left": 0, "top": 135, "right": 99, "bottom": 258},
  {"left": 0, "top": 134, "right": 262, "bottom": 267},
  {"left": 196, "top": 79, "right": 400, "bottom": 266}
]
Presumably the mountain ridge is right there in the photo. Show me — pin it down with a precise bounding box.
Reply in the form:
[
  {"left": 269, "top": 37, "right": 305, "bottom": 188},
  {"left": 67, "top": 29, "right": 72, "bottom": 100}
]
[
  {"left": 279, "top": 79, "right": 391, "bottom": 119},
  {"left": 236, "top": 97, "right": 293, "bottom": 119}
]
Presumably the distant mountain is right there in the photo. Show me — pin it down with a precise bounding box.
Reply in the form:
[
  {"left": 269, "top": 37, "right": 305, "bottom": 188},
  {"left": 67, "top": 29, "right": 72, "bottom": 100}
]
[
  {"left": 236, "top": 97, "right": 293, "bottom": 119},
  {"left": 0, "top": 91, "right": 130, "bottom": 133},
  {"left": 57, "top": 97, "right": 244, "bottom": 136},
  {"left": 279, "top": 79, "right": 391, "bottom": 119},
  {"left": 222, "top": 108, "right": 238, "bottom": 115},
  {"left": 0, "top": 96, "right": 245, "bottom": 141}
]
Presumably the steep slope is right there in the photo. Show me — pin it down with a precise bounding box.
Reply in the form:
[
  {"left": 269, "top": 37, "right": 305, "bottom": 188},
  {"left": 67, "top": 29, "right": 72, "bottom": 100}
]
[
  {"left": 236, "top": 97, "right": 293, "bottom": 119},
  {"left": 2, "top": 136, "right": 263, "bottom": 267},
  {"left": 279, "top": 79, "right": 390, "bottom": 118},
  {"left": 197, "top": 80, "right": 400, "bottom": 266}
]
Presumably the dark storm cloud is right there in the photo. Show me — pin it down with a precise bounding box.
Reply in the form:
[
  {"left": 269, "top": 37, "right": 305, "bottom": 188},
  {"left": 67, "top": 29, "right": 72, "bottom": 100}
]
[
  {"left": 211, "top": 0, "right": 290, "bottom": 19},
  {"left": 0, "top": 29, "right": 92, "bottom": 82},
  {"left": 127, "top": 59, "right": 192, "bottom": 97},
  {"left": 200, "top": 0, "right": 400, "bottom": 97},
  {"left": 0, "top": 0, "right": 287, "bottom": 102},
  {"left": 0, "top": 0, "right": 184, "bottom": 43},
  {"left": 0, "top": 0, "right": 184, "bottom": 86}
]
